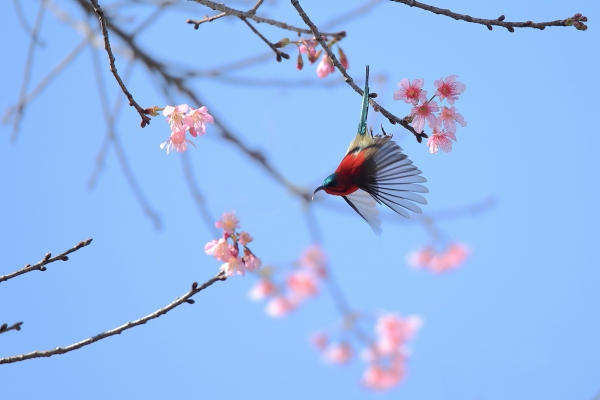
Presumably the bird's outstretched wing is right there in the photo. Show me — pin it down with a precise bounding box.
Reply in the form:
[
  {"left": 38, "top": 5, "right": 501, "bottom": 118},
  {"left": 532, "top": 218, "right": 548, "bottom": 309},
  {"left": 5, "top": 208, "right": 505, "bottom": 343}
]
[
  {"left": 360, "top": 137, "right": 428, "bottom": 218},
  {"left": 343, "top": 189, "right": 382, "bottom": 235}
]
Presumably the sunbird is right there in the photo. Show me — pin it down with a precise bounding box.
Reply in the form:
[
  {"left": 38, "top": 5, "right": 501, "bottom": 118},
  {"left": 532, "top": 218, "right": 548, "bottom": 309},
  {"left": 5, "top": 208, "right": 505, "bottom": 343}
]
[{"left": 312, "top": 66, "right": 428, "bottom": 234}]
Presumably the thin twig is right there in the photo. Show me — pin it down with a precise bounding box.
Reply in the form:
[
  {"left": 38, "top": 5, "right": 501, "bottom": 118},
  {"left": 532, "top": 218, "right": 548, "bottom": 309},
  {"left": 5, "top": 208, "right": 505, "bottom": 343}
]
[
  {"left": 11, "top": 0, "right": 46, "bottom": 143},
  {"left": 0, "top": 322, "right": 24, "bottom": 335},
  {"left": 89, "top": 0, "right": 152, "bottom": 128},
  {"left": 248, "top": 0, "right": 265, "bottom": 16},
  {"left": 0, "top": 239, "right": 93, "bottom": 284},
  {"left": 0, "top": 273, "right": 227, "bottom": 364},
  {"left": 390, "top": 0, "right": 588, "bottom": 32},
  {"left": 290, "top": 0, "right": 426, "bottom": 142},
  {"left": 189, "top": 0, "right": 344, "bottom": 37},
  {"left": 240, "top": 17, "right": 290, "bottom": 62},
  {"left": 187, "top": 12, "right": 227, "bottom": 29},
  {"left": 90, "top": 50, "right": 162, "bottom": 229}
]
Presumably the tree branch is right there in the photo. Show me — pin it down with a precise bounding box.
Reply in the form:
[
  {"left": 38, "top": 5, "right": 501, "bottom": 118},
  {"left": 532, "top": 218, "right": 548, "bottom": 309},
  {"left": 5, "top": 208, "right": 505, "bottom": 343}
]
[
  {"left": 240, "top": 17, "right": 290, "bottom": 62},
  {"left": 390, "top": 0, "right": 588, "bottom": 32},
  {"left": 0, "top": 272, "right": 227, "bottom": 364},
  {"left": 0, "top": 239, "right": 93, "bottom": 284},
  {"left": 290, "top": 0, "right": 426, "bottom": 142},
  {"left": 89, "top": 0, "right": 152, "bottom": 128},
  {"left": 0, "top": 322, "right": 24, "bottom": 336},
  {"left": 189, "top": 0, "right": 344, "bottom": 37}
]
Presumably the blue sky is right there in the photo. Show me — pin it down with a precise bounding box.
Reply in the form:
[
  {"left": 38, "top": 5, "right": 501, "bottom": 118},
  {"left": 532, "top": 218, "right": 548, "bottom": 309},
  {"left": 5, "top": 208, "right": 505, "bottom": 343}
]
[{"left": 1, "top": 0, "right": 599, "bottom": 398}]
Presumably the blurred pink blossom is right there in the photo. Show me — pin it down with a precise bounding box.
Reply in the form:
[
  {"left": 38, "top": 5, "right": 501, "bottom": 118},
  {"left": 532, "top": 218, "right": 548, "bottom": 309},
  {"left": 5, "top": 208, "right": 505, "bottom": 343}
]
[
  {"left": 286, "top": 271, "right": 319, "bottom": 300},
  {"left": 361, "top": 358, "right": 405, "bottom": 391},
  {"left": 310, "top": 332, "right": 329, "bottom": 350},
  {"left": 238, "top": 231, "right": 253, "bottom": 245},
  {"left": 266, "top": 296, "right": 297, "bottom": 317},
  {"left": 434, "top": 75, "right": 466, "bottom": 104},
  {"left": 204, "top": 238, "right": 233, "bottom": 262},
  {"left": 244, "top": 250, "right": 262, "bottom": 272},
  {"left": 298, "top": 244, "right": 327, "bottom": 277},
  {"left": 220, "top": 256, "right": 245, "bottom": 277},
  {"left": 408, "top": 242, "right": 470, "bottom": 273},
  {"left": 215, "top": 211, "right": 239, "bottom": 234},
  {"left": 316, "top": 54, "right": 335, "bottom": 78},
  {"left": 323, "top": 342, "right": 352, "bottom": 364},
  {"left": 249, "top": 279, "right": 276, "bottom": 301},
  {"left": 376, "top": 314, "right": 422, "bottom": 354},
  {"left": 393, "top": 78, "right": 427, "bottom": 105}
]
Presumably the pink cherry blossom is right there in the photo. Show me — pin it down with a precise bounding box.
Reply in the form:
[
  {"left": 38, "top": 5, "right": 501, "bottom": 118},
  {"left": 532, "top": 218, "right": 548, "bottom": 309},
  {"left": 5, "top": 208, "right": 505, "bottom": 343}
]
[
  {"left": 439, "top": 106, "right": 467, "bottom": 133},
  {"left": 323, "top": 342, "right": 352, "bottom": 364},
  {"left": 266, "top": 296, "right": 297, "bottom": 317},
  {"left": 298, "top": 244, "right": 327, "bottom": 277},
  {"left": 163, "top": 104, "right": 190, "bottom": 131},
  {"left": 316, "top": 54, "right": 335, "bottom": 78},
  {"left": 361, "top": 359, "right": 406, "bottom": 391},
  {"left": 249, "top": 279, "right": 276, "bottom": 301},
  {"left": 376, "top": 314, "right": 422, "bottom": 354},
  {"left": 286, "top": 271, "right": 318, "bottom": 300},
  {"left": 426, "top": 116, "right": 456, "bottom": 154},
  {"left": 204, "top": 238, "right": 233, "bottom": 262},
  {"left": 159, "top": 128, "right": 195, "bottom": 154},
  {"left": 434, "top": 75, "right": 466, "bottom": 104},
  {"left": 408, "top": 242, "right": 470, "bottom": 273},
  {"left": 243, "top": 250, "right": 262, "bottom": 272},
  {"left": 299, "top": 39, "right": 318, "bottom": 63},
  {"left": 310, "top": 332, "right": 329, "bottom": 350},
  {"left": 220, "top": 256, "right": 245, "bottom": 277},
  {"left": 215, "top": 211, "right": 239, "bottom": 234},
  {"left": 411, "top": 100, "right": 439, "bottom": 133},
  {"left": 185, "top": 106, "right": 214, "bottom": 137},
  {"left": 238, "top": 231, "right": 253, "bottom": 245},
  {"left": 393, "top": 78, "right": 427, "bottom": 105}
]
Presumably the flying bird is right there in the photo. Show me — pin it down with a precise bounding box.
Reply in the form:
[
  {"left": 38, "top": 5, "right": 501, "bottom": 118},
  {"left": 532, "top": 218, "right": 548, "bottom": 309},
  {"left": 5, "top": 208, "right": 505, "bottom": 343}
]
[{"left": 312, "top": 66, "right": 428, "bottom": 234}]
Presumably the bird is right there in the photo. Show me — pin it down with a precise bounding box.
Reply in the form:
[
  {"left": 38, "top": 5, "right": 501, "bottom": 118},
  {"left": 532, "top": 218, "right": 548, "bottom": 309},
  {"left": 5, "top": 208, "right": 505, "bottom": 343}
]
[{"left": 312, "top": 65, "right": 428, "bottom": 234}]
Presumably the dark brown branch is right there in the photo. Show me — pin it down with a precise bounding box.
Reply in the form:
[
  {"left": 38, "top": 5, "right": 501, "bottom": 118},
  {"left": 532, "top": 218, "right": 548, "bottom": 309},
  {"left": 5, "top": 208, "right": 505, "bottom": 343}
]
[
  {"left": 0, "top": 322, "right": 23, "bottom": 335},
  {"left": 0, "top": 239, "right": 93, "bottom": 284},
  {"left": 0, "top": 273, "right": 227, "bottom": 364},
  {"left": 290, "top": 0, "right": 426, "bottom": 142},
  {"left": 11, "top": 0, "right": 46, "bottom": 143},
  {"left": 89, "top": 0, "right": 152, "bottom": 128},
  {"left": 390, "top": 0, "right": 588, "bottom": 32},
  {"left": 240, "top": 17, "right": 290, "bottom": 62},
  {"left": 189, "top": 0, "right": 344, "bottom": 37}
]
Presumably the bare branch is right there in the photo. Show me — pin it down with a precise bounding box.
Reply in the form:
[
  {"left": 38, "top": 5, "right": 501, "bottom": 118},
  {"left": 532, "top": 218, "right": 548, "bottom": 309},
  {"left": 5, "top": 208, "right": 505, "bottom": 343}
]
[
  {"left": 11, "top": 0, "right": 47, "bottom": 143},
  {"left": 186, "top": 12, "right": 227, "bottom": 29},
  {"left": 390, "top": 0, "right": 588, "bottom": 32},
  {"left": 0, "top": 273, "right": 227, "bottom": 364},
  {"left": 89, "top": 0, "right": 152, "bottom": 128},
  {"left": 0, "top": 322, "right": 24, "bottom": 336},
  {"left": 189, "top": 0, "right": 345, "bottom": 37},
  {"left": 290, "top": 0, "right": 426, "bottom": 142},
  {"left": 0, "top": 239, "right": 93, "bottom": 284},
  {"left": 240, "top": 17, "right": 290, "bottom": 62}
]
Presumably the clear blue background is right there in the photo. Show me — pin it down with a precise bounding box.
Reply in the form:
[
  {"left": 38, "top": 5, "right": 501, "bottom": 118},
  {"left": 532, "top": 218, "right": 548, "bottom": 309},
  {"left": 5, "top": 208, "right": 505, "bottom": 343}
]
[{"left": 1, "top": 0, "right": 599, "bottom": 398}]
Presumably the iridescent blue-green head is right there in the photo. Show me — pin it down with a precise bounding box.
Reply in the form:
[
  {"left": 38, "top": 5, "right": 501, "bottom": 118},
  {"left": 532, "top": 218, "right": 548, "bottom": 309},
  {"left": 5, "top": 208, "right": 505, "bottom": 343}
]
[{"left": 312, "top": 173, "right": 338, "bottom": 199}]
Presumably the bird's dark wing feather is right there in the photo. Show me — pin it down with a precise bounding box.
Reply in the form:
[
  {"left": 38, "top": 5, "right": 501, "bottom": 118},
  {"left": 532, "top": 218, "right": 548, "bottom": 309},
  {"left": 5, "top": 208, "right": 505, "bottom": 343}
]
[
  {"left": 343, "top": 189, "right": 382, "bottom": 235},
  {"left": 359, "top": 137, "right": 428, "bottom": 218}
]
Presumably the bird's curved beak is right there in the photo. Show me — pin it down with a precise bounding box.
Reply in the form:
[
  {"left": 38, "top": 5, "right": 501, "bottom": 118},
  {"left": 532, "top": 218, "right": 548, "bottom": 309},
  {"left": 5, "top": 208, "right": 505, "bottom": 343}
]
[{"left": 312, "top": 186, "right": 324, "bottom": 200}]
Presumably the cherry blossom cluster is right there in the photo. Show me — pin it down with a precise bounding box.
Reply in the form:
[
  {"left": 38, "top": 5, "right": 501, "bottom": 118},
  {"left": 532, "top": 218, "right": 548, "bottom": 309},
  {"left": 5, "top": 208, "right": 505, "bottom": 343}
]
[
  {"left": 311, "top": 313, "right": 422, "bottom": 391},
  {"left": 274, "top": 37, "right": 348, "bottom": 78},
  {"left": 408, "top": 242, "right": 470, "bottom": 273},
  {"left": 248, "top": 244, "right": 326, "bottom": 317},
  {"left": 204, "top": 211, "right": 261, "bottom": 277},
  {"left": 153, "top": 104, "right": 214, "bottom": 154},
  {"left": 393, "top": 75, "right": 467, "bottom": 154}
]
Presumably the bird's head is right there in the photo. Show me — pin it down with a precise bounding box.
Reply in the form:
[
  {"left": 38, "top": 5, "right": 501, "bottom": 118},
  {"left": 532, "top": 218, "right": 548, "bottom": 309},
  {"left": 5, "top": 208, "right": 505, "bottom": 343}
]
[{"left": 312, "top": 173, "right": 338, "bottom": 200}]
